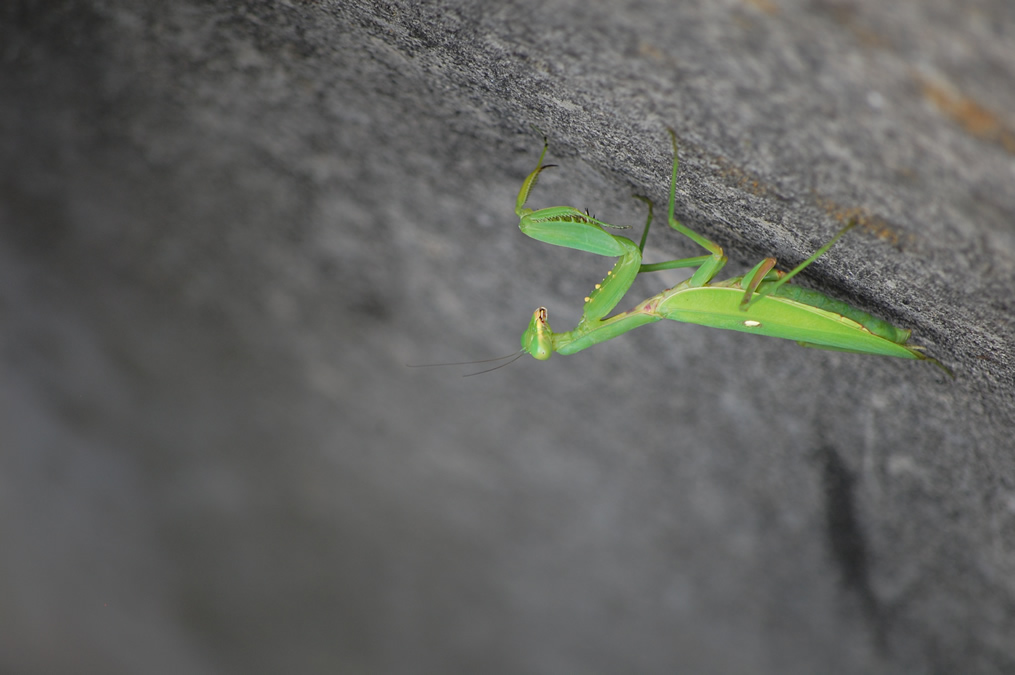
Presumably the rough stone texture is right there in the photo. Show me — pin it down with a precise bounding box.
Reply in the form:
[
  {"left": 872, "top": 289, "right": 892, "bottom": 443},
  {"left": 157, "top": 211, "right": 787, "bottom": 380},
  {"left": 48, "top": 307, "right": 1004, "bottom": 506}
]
[{"left": 2, "top": 1, "right": 1014, "bottom": 673}]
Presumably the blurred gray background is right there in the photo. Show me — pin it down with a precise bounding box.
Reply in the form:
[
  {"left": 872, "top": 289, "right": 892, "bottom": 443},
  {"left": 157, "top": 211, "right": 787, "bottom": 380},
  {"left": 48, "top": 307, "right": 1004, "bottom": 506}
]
[{"left": 2, "top": 1, "right": 1014, "bottom": 673}]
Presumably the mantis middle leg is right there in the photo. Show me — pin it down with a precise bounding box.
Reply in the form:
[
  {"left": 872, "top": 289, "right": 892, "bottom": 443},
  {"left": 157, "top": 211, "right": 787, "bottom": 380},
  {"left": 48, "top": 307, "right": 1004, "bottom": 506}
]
[{"left": 633, "top": 129, "right": 729, "bottom": 286}]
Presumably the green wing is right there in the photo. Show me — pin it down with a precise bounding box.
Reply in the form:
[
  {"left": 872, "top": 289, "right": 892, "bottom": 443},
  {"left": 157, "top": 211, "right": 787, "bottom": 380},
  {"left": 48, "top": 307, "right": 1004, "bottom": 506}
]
[{"left": 653, "top": 286, "right": 925, "bottom": 360}]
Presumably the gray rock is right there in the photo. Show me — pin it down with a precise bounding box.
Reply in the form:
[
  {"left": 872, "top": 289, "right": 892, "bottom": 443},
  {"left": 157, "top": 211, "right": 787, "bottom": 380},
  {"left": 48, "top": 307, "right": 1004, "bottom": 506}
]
[{"left": 2, "top": 1, "right": 1013, "bottom": 673}]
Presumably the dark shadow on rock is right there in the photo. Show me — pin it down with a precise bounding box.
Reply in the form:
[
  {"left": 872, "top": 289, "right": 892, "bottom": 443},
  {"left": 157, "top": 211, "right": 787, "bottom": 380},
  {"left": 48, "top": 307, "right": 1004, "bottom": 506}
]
[{"left": 818, "top": 445, "right": 888, "bottom": 654}]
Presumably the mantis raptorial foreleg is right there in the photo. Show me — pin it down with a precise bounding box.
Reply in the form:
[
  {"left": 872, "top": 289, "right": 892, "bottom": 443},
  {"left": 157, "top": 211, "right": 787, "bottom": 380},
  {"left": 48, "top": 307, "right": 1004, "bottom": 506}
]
[
  {"left": 515, "top": 146, "right": 642, "bottom": 326},
  {"left": 515, "top": 129, "right": 731, "bottom": 328}
]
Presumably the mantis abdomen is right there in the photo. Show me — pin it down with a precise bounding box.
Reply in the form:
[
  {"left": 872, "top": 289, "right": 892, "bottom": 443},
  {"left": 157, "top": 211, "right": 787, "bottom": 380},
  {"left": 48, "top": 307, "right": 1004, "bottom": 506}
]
[{"left": 647, "top": 282, "right": 923, "bottom": 359}]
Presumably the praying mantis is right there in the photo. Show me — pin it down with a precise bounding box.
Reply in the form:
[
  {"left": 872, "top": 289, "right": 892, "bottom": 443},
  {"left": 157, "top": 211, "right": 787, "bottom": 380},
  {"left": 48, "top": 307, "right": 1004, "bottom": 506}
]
[{"left": 513, "top": 128, "right": 949, "bottom": 374}]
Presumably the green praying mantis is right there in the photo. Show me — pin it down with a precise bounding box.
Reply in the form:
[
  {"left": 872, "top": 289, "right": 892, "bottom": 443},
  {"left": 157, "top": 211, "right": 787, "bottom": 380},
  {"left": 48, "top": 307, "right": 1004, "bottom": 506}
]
[{"left": 509, "top": 128, "right": 949, "bottom": 374}]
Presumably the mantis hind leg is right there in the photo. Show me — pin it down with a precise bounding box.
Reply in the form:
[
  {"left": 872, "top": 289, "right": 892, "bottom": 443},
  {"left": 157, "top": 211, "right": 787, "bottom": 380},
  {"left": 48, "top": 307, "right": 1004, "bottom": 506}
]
[
  {"left": 633, "top": 195, "right": 721, "bottom": 275},
  {"left": 740, "top": 220, "right": 860, "bottom": 311},
  {"left": 663, "top": 129, "right": 727, "bottom": 286},
  {"left": 631, "top": 131, "right": 730, "bottom": 281},
  {"left": 739, "top": 258, "right": 781, "bottom": 308}
]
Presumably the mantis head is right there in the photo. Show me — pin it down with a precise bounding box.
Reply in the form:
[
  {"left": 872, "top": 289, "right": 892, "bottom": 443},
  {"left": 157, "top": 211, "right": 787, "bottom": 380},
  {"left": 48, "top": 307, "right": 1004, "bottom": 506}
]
[{"left": 521, "top": 307, "right": 553, "bottom": 360}]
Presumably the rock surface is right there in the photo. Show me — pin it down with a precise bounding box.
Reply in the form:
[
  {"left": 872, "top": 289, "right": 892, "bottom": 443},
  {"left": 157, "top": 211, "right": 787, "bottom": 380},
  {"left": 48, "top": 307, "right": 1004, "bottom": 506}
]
[{"left": 2, "top": 1, "right": 1014, "bottom": 673}]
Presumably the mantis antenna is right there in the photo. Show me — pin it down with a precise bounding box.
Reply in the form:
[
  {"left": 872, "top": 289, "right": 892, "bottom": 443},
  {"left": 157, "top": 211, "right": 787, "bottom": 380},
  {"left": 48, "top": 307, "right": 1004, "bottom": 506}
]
[{"left": 407, "top": 350, "right": 525, "bottom": 377}]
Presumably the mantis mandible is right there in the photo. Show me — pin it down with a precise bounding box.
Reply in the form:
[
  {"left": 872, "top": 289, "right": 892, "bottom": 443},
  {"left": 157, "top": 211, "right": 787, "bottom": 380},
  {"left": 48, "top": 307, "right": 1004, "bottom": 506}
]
[{"left": 514, "top": 129, "right": 948, "bottom": 374}]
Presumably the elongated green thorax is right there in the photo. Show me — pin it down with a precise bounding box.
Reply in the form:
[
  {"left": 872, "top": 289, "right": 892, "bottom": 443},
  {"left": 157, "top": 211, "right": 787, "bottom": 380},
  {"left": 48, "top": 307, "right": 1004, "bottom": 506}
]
[{"left": 520, "top": 305, "right": 662, "bottom": 358}]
